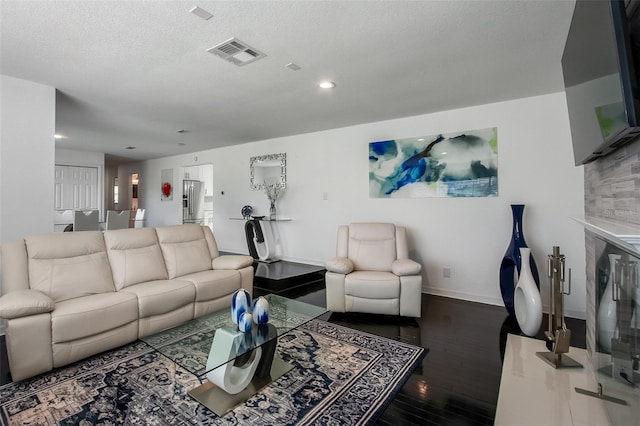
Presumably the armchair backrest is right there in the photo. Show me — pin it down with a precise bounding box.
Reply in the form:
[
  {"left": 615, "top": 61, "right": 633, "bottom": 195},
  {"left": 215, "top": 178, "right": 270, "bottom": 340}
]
[{"left": 337, "top": 223, "right": 406, "bottom": 272}]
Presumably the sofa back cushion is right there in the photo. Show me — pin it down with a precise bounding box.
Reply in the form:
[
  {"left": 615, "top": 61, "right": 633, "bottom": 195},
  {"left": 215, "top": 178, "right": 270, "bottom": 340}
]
[
  {"left": 103, "top": 228, "right": 169, "bottom": 290},
  {"left": 347, "top": 223, "right": 397, "bottom": 272},
  {"left": 156, "top": 224, "right": 212, "bottom": 279},
  {"left": 25, "top": 231, "right": 115, "bottom": 302}
]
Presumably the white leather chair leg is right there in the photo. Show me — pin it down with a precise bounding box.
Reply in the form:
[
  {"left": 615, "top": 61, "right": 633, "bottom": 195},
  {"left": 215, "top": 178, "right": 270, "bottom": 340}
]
[
  {"left": 325, "top": 271, "right": 347, "bottom": 313},
  {"left": 400, "top": 275, "right": 422, "bottom": 317}
]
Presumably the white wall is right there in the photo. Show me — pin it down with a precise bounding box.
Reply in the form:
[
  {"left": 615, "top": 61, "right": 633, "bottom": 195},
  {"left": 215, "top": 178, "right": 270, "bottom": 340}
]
[
  {"left": 0, "top": 75, "right": 55, "bottom": 330},
  {"left": 131, "top": 92, "right": 587, "bottom": 318},
  {"left": 1, "top": 75, "right": 55, "bottom": 243}
]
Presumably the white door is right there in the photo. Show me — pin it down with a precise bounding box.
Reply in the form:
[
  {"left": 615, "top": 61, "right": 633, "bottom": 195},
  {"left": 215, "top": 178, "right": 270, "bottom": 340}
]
[{"left": 54, "top": 165, "right": 99, "bottom": 210}]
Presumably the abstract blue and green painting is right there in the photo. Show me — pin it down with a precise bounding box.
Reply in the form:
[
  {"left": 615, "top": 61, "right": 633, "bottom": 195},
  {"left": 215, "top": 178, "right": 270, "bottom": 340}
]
[{"left": 369, "top": 127, "right": 498, "bottom": 198}]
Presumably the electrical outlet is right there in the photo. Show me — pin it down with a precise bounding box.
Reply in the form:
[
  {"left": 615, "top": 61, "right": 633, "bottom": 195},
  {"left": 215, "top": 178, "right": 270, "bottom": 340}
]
[{"left": 443, "top": 267, "right": 451, "bottom": 278}]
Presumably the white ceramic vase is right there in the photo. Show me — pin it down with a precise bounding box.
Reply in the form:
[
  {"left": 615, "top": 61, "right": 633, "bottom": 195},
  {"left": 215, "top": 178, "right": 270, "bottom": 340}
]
[
  {"left": 597, "top": 254, "right": 621, "bottom": 353},
  {"left": 238, "top": 312, "right": 253, "bottom": 332},
  {"left": 252, "top": 296, "right": 269, "bottom": 324},
  {"left": 231, "top": 289, "right": 251, "bottom": 325},
  {"left": 514, "top": 247, "right": 543, "bottom": 336}
]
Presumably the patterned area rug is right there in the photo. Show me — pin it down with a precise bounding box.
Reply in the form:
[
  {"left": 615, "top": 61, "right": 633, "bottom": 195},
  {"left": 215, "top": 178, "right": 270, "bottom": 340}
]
[{"left": 0, "top": 320, "right": 425, "bottom": 425}]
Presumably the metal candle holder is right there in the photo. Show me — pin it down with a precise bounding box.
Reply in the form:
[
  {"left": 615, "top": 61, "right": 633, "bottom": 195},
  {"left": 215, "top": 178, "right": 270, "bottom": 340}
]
[{"left": 536, "top": 246, "right": 583, "bottom": 369}]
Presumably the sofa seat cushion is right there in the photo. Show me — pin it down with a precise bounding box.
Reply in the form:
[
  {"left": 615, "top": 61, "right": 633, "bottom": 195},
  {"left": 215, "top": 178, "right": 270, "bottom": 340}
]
[
  {"left": 104, "top": 228, "right": 169, "bottom": 290},
  {"left": 26, "top": 231, "right": 115, "bottom": 302},
  {"left": 345, "top": 271, "right": 399, "bottom": 299},
  {"left": 123, "top": 279, "right": 195, "bottom": 318},
  {"left": 52, "top": 292, "right": 138, "bottom": 343},
  {"left": 178, "top": 270, "right": 241, "bottom": 302}
]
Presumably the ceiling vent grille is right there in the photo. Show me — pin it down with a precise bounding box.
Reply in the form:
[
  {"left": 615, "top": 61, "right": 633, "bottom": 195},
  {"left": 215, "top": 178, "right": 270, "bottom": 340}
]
[{"left": 207, "top": 38, "right": 266, "bottom": 66}]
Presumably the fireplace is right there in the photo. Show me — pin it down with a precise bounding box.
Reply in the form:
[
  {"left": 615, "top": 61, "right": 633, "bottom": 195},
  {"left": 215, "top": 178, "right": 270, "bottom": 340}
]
[{"left": 584, "top": 226, "right": 640, "bottom": 422}]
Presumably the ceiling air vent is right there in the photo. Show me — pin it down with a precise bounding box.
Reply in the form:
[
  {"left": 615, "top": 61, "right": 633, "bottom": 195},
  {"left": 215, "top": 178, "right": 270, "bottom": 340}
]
[{"left": 207, "top": 38, "right": 266, "bottom": 66}]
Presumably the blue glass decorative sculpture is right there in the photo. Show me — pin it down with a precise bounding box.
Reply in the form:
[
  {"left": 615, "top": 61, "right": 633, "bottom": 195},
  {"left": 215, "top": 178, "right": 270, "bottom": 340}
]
[
  {"left": 499, "top": 204, "right": 540, "bottom": 317},
  {"left": 231, "top": 289, "right": 251, "bottom": 325},
  {"left": 238, "top": 312, "right": 253, "bottom": 332},
  {"left": 252, "top": 296, "right": 269, "bottom": 324}
]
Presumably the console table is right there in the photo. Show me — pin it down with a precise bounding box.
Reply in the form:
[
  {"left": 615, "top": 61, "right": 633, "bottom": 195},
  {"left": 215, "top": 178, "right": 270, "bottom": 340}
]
[{"left": 231, "top": 217, "right": 290, "bottom": 263}]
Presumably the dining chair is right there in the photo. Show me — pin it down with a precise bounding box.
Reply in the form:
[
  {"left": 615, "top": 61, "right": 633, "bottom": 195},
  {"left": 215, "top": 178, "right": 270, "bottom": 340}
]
[
  {"left": 134, "top": 208, "right": 146, "bottom": 228},
  {"left": 73, "top": 209, "right": 100, "bottom": 231},
  {"left": 106, "top": 210, "right": 130, "bottom": 230},
  {"left": 53, "top": 210, "right": 73, "bottom": 232}
]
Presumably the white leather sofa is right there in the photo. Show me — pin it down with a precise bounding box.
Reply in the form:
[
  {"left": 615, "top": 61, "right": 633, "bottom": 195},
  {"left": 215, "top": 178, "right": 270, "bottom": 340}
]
[
  {"left": 325, "top": 223, "right": 422, "bottom": 317},
  {"left": 0, "top": 224, "right": 253, "bottom": 381}
]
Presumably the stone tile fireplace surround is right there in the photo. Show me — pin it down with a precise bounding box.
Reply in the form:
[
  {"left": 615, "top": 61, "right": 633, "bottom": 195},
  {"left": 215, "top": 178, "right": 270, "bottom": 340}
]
[
  {"left": 584, "top": 138, "right": 640, "bottom": 353},
  {"left": 581, "top": 138, "right": 640, "bottom": 423}
]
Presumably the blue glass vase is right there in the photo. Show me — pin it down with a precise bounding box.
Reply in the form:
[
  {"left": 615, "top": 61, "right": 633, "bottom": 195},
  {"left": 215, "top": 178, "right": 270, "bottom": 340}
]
[
  {"left": 231, "top": 289, "right": 251, "bottom": 325},
  {"left": 252, "top": 296, "right": 269, "bottom": 324},
  {"left": 238, "top": 312, "right": 253, "bottom": 332},
  {"left": 499, "top": 204, "right": 540, "bottom": 317}
]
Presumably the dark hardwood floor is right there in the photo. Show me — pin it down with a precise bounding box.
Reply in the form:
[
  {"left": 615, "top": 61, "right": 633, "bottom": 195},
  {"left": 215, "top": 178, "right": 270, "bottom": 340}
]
[
  {"left": 265, "top": 284, "right": 586, "bottom": 426},
  {"left": 0, "top": 274, "right": 586, "bottom": 425}
]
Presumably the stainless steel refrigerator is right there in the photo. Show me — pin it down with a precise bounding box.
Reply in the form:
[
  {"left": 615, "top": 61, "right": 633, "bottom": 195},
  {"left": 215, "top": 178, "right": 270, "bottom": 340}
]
[{"left": 182, "top": 180, "right": 204, "bottom": 224}]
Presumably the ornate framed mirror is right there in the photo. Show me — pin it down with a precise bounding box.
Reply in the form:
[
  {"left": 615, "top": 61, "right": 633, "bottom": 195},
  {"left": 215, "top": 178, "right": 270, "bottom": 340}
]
[{"left": 250, "top": 153, "right": 286, "bottom": 190}]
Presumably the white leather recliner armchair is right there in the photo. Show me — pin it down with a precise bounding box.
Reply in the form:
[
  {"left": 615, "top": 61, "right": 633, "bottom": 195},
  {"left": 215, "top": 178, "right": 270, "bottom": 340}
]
[{"left": 325, "top": 223, "right": 422, "bottom": 317}]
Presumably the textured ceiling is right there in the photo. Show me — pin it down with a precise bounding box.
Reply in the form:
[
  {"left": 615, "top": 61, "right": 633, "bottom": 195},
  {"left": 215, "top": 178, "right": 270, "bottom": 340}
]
[{"left": 0, "top": 1, "right": 576, "bottom": 161}]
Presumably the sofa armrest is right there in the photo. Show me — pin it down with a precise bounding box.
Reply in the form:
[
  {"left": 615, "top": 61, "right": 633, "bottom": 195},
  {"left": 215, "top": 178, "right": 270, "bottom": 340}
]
[
  {"left": 212, "top": 255, "right": 254, "bottom": 270},
  {"left": 325, "top": 257, "right": 354, "bottom": 274},
  {"left": 0, "top": 289, "right": 55, "bottom": 319},
  {"left": 391, "top": 258, "right": 422, "bottom": 276}
]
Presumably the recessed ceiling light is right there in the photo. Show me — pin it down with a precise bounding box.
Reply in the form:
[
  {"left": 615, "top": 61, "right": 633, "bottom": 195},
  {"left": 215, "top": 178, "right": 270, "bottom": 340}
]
[
  {"left": 190, "top": 6, "right": 213, "bottom": 20},
  {"left": 286, "top": 62, "right": 301, "bottom": 71},
  {"left": 176, "top": 129, "right": 188, "bottom": 134},
  {"left": 177, "top": 142, "right": 186, "bottom": 146},
  {"left": 54, "top": 134, "right": 65, "bottom": 139},
  {"left": 318, "top": 81, "right": 336, "bottom": 89},
  {"left": 418, "top": 138, "right": 425, "bottom": 142},
  {"left": 125, "top": 146, "right": 136, "bottom": 150}
]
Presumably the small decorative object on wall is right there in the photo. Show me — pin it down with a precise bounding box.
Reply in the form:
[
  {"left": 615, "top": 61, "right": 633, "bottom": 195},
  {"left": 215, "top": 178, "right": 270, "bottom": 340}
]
[
  {"left": 514, "top": 247, "right": 542, "bottom": 336},
  {"left": 369, "top": 127, "right": 498, "bottom": 198},
  {"left": 264, "top": 182, "right": 284, "bottom": 220},
  {"left": 499, "top": 204, "right": 540, "bottom": 317},
  {"left": 160, "top": 168, "right": 173, "bottom": 201}
]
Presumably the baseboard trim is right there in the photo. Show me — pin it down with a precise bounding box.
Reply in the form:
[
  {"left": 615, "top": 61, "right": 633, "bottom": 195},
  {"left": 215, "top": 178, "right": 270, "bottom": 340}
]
[
  {"left": 424, "top": 287, "right": 586, "bottom": 320},
  {"left": 425, "top": 287, "right": 504, "bottom": 308}
]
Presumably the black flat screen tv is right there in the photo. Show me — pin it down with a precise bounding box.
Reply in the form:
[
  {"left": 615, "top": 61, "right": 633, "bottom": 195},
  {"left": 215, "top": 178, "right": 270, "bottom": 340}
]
[{"left": 562, "top": 0, "right": 640, "bottom": 165}]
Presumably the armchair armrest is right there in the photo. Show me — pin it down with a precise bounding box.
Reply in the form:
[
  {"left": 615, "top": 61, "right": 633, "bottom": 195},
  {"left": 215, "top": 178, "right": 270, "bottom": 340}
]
[
  {"left": 0, "top": 289, "right": 55, "bottom": 319},
  {"left": 325, "top": 257, "right": 354, "bottom": 274},
  {"left": 391, "top": 258, "right": 422, "bottom": 276},
  {"left": 212, "top": 255, "right": 254, "bottom": 270}
]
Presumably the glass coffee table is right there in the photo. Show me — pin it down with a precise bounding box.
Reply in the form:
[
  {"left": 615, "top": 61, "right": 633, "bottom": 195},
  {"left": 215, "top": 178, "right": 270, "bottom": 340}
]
[{"left": 140, "top": 294, "right": 327, "bottom": 416}]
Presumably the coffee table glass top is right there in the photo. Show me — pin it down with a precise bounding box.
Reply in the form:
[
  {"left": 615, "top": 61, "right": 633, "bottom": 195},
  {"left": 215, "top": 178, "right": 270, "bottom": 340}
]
[{"left": 140, "top": 293, "right": 327, "bottom": 378}]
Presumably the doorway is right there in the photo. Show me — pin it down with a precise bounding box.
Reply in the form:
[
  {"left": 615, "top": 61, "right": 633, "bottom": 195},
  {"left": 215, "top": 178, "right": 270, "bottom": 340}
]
[{"left": 130, "top": 173, "right": 139, "bottom": 210}]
